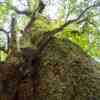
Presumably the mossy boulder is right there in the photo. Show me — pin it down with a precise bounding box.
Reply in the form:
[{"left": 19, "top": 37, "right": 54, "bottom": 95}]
[
  {"left": 0, "top": 38, "right": 100, "bottom": 100},
  {"left": 36, "top": 38, "right": 100, "bottom": 100}
]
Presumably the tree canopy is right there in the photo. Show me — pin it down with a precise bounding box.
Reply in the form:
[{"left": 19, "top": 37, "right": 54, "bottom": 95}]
[{"left": 0, "top": 0, "right": 100, "bottom": 62}]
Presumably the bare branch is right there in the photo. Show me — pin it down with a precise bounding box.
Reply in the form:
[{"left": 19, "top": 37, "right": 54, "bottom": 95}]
[
  {"left": 33, "top": 3, "right": 100, "bottom": 54},
  {"left": 10, "top": 16, "right": 16, "bottom": 34},
  {"left": 38, "top": 0, "right": 45, "bottom": 13},
  {"left": 0, "top": 16, "right": 16, "bottom": 34},
  {"left": 23, "top": 0, "right": 45, "bottom": 33},
  {"left": 48, "top": 3, "right": 100, "bottom": 34},
  {"left": 11, "top": 0, "right": 44, "bottom": 16},
  {"left": 12, "top": 7, "right": 31, "bottom": 16},
  {"left": 0, "top": 29, "right": 9, "bottom": 33},
  {"left": 73, "top": 4, "right": 100, "bottom": 22},
  {"left": 0, "top": 16, "right": 17, "bottom": 51}
]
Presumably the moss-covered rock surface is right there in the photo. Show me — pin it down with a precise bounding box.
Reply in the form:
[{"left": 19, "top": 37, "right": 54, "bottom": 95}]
[{"left": 0, "top": 38, "right": 100, "bottom": 100}]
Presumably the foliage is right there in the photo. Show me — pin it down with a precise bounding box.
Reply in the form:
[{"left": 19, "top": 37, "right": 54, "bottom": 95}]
[
  {"left": 56, "top": 23, "right": 100, "bottom": 60},
  {"left": 0, "top": 50, "right": 8, "bottom": 62}
]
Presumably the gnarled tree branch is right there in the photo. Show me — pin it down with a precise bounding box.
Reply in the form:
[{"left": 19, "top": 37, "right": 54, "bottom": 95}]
[
  {"left": 31, "top": 3, "right": 100, "bottom": 57},
  {"left": 23, "top": 0, "right": 45, "bottom": 33},
  {"left": 51, "top": 3, "right": 100, "bottom": 34}
]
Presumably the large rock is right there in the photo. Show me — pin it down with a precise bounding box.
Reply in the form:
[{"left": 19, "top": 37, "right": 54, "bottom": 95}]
[
  {"left": 0, "top": 38, "right": 100, "bottom": 100},
  {"left": 36, "top": 38, "right": 100, "bottom": 100}
]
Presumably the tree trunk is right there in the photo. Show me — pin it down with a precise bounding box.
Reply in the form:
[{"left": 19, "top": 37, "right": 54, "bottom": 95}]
[{"left": 0, "top": 38, "right": 100, "bottom": 100}]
